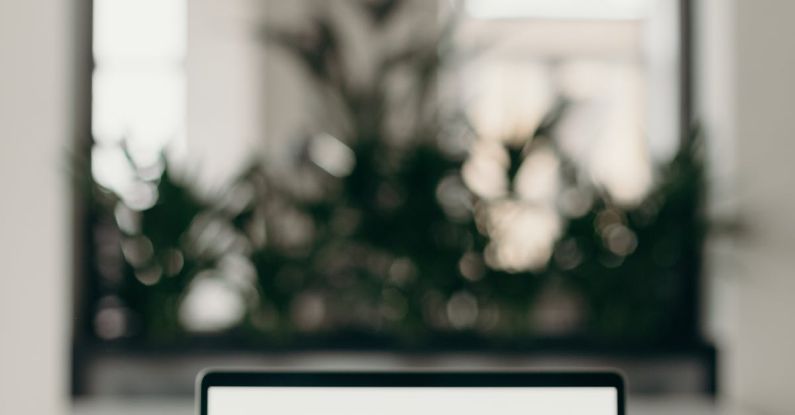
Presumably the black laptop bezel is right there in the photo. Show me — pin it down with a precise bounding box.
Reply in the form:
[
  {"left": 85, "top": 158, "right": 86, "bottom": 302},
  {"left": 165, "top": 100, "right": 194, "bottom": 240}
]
[{"left": 199, "top": 371, "right": 624, "bottom": 415}]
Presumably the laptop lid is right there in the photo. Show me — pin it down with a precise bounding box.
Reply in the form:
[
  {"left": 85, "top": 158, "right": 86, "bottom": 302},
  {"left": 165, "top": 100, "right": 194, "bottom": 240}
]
[{"left": 198, "top": 371, "right": 624, "bottom": 415}]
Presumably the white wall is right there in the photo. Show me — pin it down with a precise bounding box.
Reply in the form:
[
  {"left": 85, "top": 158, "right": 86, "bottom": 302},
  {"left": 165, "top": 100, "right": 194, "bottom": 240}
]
[
  {"left": 695, "top": 0, "right": 739, "bottom": 398},
  {"left": 732, "top": 0, "right": 795, "bottom": 412},
  {"left": 0, "top": 0, "right": 75, "bottom": 414},
  {"left": 698, "top": 0, "right": 795, "bottom": 413}
]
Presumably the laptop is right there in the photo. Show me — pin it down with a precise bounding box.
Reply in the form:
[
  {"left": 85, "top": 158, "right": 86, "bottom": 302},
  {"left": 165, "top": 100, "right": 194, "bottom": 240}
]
[{"left": 198, "top": 371, "right": 624, "bottom": 415}]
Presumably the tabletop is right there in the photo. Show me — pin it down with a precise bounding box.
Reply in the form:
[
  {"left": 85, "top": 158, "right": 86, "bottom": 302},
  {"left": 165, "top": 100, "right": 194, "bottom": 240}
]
[{"left": 72, "top": 396, "right": 762, "bottom": 415}]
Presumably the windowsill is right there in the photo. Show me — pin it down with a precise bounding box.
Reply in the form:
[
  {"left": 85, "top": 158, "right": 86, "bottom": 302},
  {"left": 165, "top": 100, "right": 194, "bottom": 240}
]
[{"left": 75, "top": 347, "right": 716, "bottom": 396}]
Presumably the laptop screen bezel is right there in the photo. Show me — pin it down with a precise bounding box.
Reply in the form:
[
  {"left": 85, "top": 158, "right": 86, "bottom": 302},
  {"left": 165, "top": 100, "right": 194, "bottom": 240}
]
[{"left": 199, "top": 371, "right": 625, "bottom": 415}]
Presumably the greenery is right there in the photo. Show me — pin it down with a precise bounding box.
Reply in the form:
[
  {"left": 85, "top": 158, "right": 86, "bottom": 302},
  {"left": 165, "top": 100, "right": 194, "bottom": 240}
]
[{"left": 84, "top": 0, "right": 706, "bottom": 349}]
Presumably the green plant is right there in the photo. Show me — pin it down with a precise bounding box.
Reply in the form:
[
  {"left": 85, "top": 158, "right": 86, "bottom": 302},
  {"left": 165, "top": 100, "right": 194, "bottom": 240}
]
[{"left": 84, "top": 0, "right": 706, "bottom": 348}]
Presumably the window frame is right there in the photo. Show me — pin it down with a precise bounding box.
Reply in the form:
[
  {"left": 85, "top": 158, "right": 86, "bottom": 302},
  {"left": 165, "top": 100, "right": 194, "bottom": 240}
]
[{"left": 72, "top": 0, "right": 710, "bottom": 397}]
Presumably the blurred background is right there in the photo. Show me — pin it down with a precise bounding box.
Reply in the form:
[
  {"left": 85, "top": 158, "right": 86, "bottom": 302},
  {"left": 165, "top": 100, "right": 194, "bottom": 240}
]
[{"left": 1, "top": 0, "right": 794, "bottom": 414}]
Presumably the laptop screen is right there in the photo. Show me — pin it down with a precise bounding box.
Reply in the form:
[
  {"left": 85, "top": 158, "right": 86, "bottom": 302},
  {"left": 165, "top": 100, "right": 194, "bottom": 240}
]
[{"left": 207, "top": 386, "right": 619, "bottom": 415}]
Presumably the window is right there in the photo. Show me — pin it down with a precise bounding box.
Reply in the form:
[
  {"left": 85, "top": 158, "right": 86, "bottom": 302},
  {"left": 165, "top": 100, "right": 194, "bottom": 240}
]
[{"left": 76, "top": 0, "right": 711, "bottom": 397}]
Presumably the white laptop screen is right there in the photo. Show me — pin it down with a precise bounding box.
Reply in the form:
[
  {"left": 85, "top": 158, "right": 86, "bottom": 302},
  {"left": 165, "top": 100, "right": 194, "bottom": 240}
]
[{"left": 207, "top": 386, "right": 618, "bottom": 415}]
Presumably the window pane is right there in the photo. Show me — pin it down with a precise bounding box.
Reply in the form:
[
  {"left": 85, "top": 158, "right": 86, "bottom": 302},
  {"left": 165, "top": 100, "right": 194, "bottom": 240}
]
[{"left": 93, "top": 0, "right": 186, "bottom": 61}]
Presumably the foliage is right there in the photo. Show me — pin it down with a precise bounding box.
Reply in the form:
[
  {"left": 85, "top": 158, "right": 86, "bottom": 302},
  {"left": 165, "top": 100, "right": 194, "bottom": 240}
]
[{"left": 84, "top": 0, "right": 706, "bottom": 349}]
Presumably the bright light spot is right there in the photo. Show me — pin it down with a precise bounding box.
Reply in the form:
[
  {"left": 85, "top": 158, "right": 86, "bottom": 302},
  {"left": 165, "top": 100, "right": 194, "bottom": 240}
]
[
  {"left": 91, "top": 144, "right": 136, "bottom": 194},
  {"left": 514, "top": 145, "right": 560, "bottom": 205},
  {"left": 94, "top": 0, "right": 186, "bottom": 61},
  {"left": 308, "top": 133, "right": 356, "bottom": 177},
  {"left": 466, "top": 0, "right": 651, "bottom": 21},
  {"left": 92, "top": 145, "right": 160, "bottom": 209},
  {"left": 466, "top": 63, "right": 553, "bottom": 143},
  {"left": 123, "top": 181, "right": 159, "bottom": 211},
  {"left": 179, "top": 273, "right": 246, "bottom": 332},
  {"left": 589, "top": 66, "right": 652, "bottom": 206},
  {"left": 481, "top": 200, "right": 561, "bottom": 272},
  {"left": 114, "top": 203, "right": 141, "bottom": 234},
  {"left": 462, "top": 140, "right": 510, "bottom": 200},
  {"left": 218, "top": 254, "right": 257, "bottom": 292},
  {"left": 92, "top": 67, "right": 185, "bottom": 165},
  {"left": 559, "top": 61, "right": 616, "bottom": 102},
  {"left": 558, "top": 187, "right": 593, "bottom": 218}
]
